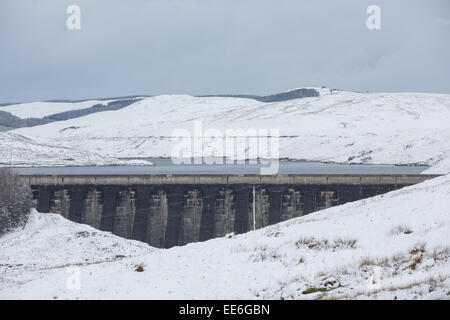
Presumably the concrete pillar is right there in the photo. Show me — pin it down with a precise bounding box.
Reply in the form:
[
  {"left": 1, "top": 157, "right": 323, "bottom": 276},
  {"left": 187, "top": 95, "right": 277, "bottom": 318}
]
[
  {"left": 281, "top": 187, "right": 304, "bottom": 221},
  {"left": 49, "top": 189, "right": 71, "bottom": 219},
  {"left": 213, "top": 187, "right": 236, "bottom": 238},
  {"left": 316, "top": 188, "right": 339, "bottom": 211},
  {"left": 113, "top": 188, "right": 136, "bottom": 239},
  {"left": 179, "top": 189, "right": 203, "bottom": 245},
  {"left": 81, "top": 188, "right": 103, "bottom": 229},
  {"left": 147, "top": 189, "right": 168, "bottom": 248},
  {"left": 100, "top": 186, "right": 119, "bottom": 233}
]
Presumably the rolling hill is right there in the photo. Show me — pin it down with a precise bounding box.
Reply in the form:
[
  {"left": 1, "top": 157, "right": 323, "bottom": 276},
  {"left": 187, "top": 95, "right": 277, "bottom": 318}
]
[{"left": 10, "top": 88, "right": 450, "bottom": 173}]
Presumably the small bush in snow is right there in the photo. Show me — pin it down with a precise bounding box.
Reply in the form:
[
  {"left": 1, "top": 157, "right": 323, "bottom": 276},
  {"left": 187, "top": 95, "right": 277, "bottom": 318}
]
[
  {"left": 0, "top": 168, "right": 32, "bottom": 235},
  {"left": 135, "top": 263, "right": 145, "bottom": 272},
  {"left": 389, "top": 225, "right": 413, "bottom": 236}
]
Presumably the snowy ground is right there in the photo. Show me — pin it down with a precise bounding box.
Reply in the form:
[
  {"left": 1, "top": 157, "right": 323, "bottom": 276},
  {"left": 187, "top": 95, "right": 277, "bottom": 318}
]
[
  {"left": 0, "top": 132, "right": 151, "bottom": 167},
  {"left": 12, "top": 89, "right": 450, "bottom": 173},
  {"left": 1, "top": 173, "right": 449, "bottom": 300}
]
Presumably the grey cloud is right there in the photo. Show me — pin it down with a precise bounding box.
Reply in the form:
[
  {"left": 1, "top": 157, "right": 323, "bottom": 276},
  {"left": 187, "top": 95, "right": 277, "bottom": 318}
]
[{"left": 0, "top": 0, "right": 449, "bottom": 102}]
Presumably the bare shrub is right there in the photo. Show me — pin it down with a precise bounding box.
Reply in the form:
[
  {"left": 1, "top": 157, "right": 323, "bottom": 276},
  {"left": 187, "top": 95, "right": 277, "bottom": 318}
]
[
  {"left": 296, "top": 237, "right": 329, "bottom": 250},
  {"left": 389, "top": 225, "right": 413, "bottom": 236},
  {"left": 135, "top": 263, "right": 145, "bottom": 272},
  {"left": 333, "top": 238, "right": 358, "bottom": 249},
  {"left": 0, "top": 168, "right": 32, "bottom": 235},
  {"left": 431, "top": 247, "right": 449, "bottom": 261},
  {"left": 409, "top": 243, "right": 426, "bottom": 255},
  {"left": 359, "top": 257, "right": 376, "bottom": 268}
]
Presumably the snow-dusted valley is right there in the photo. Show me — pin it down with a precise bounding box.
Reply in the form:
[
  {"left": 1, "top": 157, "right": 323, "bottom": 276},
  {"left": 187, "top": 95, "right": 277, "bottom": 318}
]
[
  {"left": 3, "top": 88, "right": 449, "bottom": 173},
  {"left": 1, "top": 88, "right": 449, "bottom": 300},
  {"left": 1, "top": 173, "right": 449, "bottom": 299}
]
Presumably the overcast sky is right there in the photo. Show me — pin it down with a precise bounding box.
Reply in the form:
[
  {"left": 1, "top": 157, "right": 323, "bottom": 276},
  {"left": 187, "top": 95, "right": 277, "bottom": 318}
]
[{"left": 0, "top": 0, "right": 449, "bottom": 102}]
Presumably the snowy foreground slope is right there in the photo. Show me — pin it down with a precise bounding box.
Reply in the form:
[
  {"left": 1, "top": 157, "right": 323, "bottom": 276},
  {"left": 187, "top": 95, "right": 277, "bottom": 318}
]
[
  {"left": 0, "top": 132, "right": 150, "bottom": 167},
  {"left": 13, "top": 90, "right": 450, "bottom": 173},
  {"left": 0, "top": 210, "right": 153, "bottom": 270},
  {"left": 1, "top": 174, "right": 449, "bottom": 300}
]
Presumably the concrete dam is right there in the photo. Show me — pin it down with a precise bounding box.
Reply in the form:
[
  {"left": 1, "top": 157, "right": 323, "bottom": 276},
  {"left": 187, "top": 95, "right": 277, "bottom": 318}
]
[{"left": 22, "top": 172, "right": 438, "bottom": 248}]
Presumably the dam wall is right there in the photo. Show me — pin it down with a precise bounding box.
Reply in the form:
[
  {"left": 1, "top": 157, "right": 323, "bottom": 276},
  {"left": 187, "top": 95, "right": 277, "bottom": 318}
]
[{"left": 24, "top": 174, "right": 437, "bottom": 248}]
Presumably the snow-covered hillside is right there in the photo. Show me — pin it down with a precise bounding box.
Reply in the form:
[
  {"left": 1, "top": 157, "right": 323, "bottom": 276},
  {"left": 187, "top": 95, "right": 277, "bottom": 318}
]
[
  {"left": 13, "top": 90, "right": 450, "bottom": 173},
  {"left": 0, "top": 100, "right": 116, "bottom": 119},
  {"left": 0, "top": 210, "right": 153, "bottom": 270},
  {"left": 0, "top": 132, "right": 150, "bottom": 167},
  {"left": 1, "top": 174, "right": 449, "bottom": 300}
]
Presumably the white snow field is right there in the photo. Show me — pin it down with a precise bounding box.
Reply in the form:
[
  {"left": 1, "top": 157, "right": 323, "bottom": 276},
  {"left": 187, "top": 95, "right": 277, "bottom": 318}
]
[
  {"left": 0, "top": 99, "right": 118, "bottom": 119},
  {"left": 0, "top": 132, "right": 150, "bottom": 167},
  {"left": 1, "top": 174, "right": 449, "bottom": 300},
  {"left": 12, "top": 89, "right": 450, "bottom": 173}
]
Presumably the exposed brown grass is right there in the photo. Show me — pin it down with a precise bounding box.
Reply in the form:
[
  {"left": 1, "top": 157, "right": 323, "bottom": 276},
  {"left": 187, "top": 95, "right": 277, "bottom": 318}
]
[
  {"left": 296, "top": 237, "right": 358, "bottom": 251},
  {"left": 409, "top": 242, "right": 426, "bottom": 255},
  {"left": 326, "top": 274, "right": 450, "bottom": 300}
]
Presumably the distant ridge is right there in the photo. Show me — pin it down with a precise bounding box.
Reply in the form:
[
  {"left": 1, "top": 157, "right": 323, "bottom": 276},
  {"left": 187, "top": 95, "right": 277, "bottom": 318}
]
[
  {"left": 198, "top": 88, "right": 319, "bottom": 102},
  {"left": 0, "top": 88, "right": 320, "bottom": 107}
]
